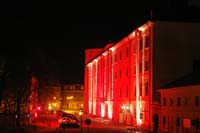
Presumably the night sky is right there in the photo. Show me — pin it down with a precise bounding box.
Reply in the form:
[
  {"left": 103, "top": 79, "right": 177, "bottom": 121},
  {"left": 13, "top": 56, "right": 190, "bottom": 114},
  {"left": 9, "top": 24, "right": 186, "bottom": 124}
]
[{"left": 0, "top": 0, "right": 199, "bottom": 84}]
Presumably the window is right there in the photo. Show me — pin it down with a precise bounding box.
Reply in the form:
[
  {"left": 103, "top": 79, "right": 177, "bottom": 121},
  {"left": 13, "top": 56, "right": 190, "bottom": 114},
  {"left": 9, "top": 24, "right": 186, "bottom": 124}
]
[
  {"left": 145, "top": 36, "right": 149, "bottom": 48},
  {"left": 140, "top": 83, "right": 142, "bottom": 96},
  {"left": 163, "top": 116, "right": 166, "bottom": 125},
  {"left": 139, "top": 63, "right": 142, "bottom": 73},
  {"left": 133, "top": 45, "right": 136, "bottom": 53},
  {"left": 184, "top": 97, "right": 188, "bottom": 106},
  {"left": 163, "top": 97, "right": 166, "bottom": 106},
  {"left": 126, "top": 86, "right": 128, "bottom": 97},
  {"left": 140, "top": 39, "right": 143, "bottom": 51},
  {"left": 145, "top": 81, "right": 149, "bottom": 96},
  {"left": 145, "top": 60, "right": 149, "bottom": 71},
  {"left": 195, "top": 96, "right": 199, "bottom": 106},
  {"left": 126, "top": 47, "right": 129, "bottom": 57},
  {"left": 120, "top": 51, "right": 122, "bottom": 60},
  {"left": 120, "top": 87, "right": 122, "bottom": 98},
  {"left": 177, "top": 97, "right": 181, "bottom": 106},
  {"left": 170, "top": 98, "right": 174, "bottom": 106},
  {"left": 126, "top": 68, "right": 128, "bottom": 76}
]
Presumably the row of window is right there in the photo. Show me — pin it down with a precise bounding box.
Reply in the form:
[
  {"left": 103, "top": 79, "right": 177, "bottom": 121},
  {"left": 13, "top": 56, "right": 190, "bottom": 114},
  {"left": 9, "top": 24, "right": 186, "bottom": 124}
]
[
  {"left": 163, "top": 96, "right": 199, "bottom": 106},
  {"left": 114, "top": 61, "right": 149, "bottom": 79},
  {"left": 117, "top": 81, "right": 149, "bottom": 98}
]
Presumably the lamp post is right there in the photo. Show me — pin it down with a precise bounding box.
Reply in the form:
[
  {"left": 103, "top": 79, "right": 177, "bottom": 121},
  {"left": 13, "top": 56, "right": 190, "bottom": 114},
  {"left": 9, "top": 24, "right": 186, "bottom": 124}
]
[{"left": 79, "top": 110, "right": 83, "bottom": 133}]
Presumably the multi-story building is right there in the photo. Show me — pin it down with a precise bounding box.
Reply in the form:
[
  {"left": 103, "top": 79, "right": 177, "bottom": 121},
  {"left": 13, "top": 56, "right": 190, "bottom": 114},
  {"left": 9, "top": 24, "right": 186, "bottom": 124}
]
[
  {"left": 158, "top": 61, "right": 200, "bottom": 133},
  {"left": 61, "top": 84, "right": 84, "bottom": 114},
  {"left": 84, "top": 20, "right": 200, "bottom": 131},
  {"left": 38, "top": 81, "right": 61, "bottom": 113}
]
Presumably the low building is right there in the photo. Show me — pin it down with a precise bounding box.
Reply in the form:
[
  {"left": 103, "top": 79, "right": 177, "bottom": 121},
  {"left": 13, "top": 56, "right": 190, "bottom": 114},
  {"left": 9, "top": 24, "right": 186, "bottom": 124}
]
[{"left": 158, "top": 61, "right": 200, "bottom": 133}]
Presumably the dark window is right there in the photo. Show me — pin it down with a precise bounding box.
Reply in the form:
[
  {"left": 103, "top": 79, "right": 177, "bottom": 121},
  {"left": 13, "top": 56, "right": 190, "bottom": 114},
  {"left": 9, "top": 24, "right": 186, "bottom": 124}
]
[
  {"left": 195, "top": 96, "right": 199, "bottom": 106},
  {"left": 170, "top": 98, "right": 174, "bottom": 106},
  {"left": 140, "top": 83, "right": 142, "bottom": 96},
  {"left": 163, "top": 116, "right": 166, "bottom": 125},
  {"left": 145, "top": 81, "right": 149, "bottom": 96},
  {"left": 145, "top": 36, "right": 149, "bottom": 48},
  {"left": 184, "top": 97, "right": 188, "bottom": 106},
  {"left": 126, "top": 68, "right": 128, "bottom": 76},
  {"left": 177, "top": 97, "right": 181, "bottom": 106},
  {"left": 139, "top": 63, "right": 142, "bottom": 73},
  {"left": 126, "top": 86, "right": 128, "bottom": 97},
  {"left": 120, "top": 51, "right": 122, "bottom": 60},
  {"left": 145, "top": 60, "right": 149, "bottom": 71},
  {"left": 120, "top": 87, "right": 122, "bottom": 98},
  {"left": 126, "top": 47, "right": 129, "bottom": 57},
  {"left": 140, "top": 39, "right": 143, "bottom": 51},
  {"left": 163, "top": 97, "right": 166, "bottom": 106}
]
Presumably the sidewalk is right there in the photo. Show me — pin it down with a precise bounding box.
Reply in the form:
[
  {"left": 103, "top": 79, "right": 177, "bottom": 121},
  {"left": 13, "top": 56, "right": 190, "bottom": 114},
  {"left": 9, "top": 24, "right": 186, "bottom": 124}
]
[{"left": 88, "top": 116, "right": 151, "bottom": 133}]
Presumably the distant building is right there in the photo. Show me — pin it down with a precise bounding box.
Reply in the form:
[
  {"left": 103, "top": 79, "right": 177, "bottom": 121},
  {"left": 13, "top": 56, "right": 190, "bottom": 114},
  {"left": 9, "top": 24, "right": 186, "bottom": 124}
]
[
  {"left": 84, "top": 20, "right": 200, "bottom": 131},
  {"left": 60, "top": 84, "right": 84, "bottom": 114},
  {"left": 158, "top": 61, "right": 200, "bottom": 133},
  {"left": 38, "top": 81, "right": 61, "bottom": 113}
]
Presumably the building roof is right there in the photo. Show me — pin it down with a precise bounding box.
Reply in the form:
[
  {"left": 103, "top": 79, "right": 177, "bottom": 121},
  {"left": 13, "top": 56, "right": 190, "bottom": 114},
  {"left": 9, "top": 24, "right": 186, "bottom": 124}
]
[{"left": 160, "top": 70, "right": 200, "bottom": 89}]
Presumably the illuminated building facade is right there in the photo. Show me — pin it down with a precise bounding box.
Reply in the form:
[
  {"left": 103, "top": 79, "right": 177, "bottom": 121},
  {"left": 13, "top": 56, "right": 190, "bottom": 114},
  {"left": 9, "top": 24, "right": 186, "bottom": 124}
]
[
  {"left": 84, "top": 20, "right": 200, "bottom": 131},
  {"left": 60, "top": 84, "right": 84, "bottom": 114},
  {"left": 38, "top": 82, "right": 61, "bottom": 113}
]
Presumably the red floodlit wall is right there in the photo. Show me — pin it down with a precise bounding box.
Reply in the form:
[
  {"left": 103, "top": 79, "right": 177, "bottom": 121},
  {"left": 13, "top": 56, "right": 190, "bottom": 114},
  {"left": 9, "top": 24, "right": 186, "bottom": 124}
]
[
  {"left": 84, "top": 21, "right": 153, "bottom": 130},
  {"left": 84, "top": 20, "right": 200, "bottom": 132}
]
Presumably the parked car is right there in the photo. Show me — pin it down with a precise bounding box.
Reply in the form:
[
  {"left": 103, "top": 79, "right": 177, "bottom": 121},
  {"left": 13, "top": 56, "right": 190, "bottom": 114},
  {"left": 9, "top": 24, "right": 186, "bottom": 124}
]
[{"left": 58, "top": 113, "right": 80, "bottom": 129}]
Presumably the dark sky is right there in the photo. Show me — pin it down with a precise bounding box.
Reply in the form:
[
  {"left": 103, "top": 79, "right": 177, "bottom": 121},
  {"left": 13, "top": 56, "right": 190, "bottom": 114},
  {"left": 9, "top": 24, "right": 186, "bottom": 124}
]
[{"left": 0, "top": 0, "right": 199, "bottom": 84}]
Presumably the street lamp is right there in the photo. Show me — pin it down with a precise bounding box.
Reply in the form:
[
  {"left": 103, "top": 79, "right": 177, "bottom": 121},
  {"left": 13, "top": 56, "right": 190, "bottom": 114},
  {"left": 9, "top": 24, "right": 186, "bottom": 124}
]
[{"left": 79, "top": 110, "right": 83, "bottom": 133}]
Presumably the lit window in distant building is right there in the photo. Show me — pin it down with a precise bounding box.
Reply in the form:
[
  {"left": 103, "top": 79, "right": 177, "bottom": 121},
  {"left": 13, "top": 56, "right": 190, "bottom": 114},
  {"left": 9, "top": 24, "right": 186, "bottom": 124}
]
[{"left": 53, "top": 96, "right": 56, "bottom": 100}]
